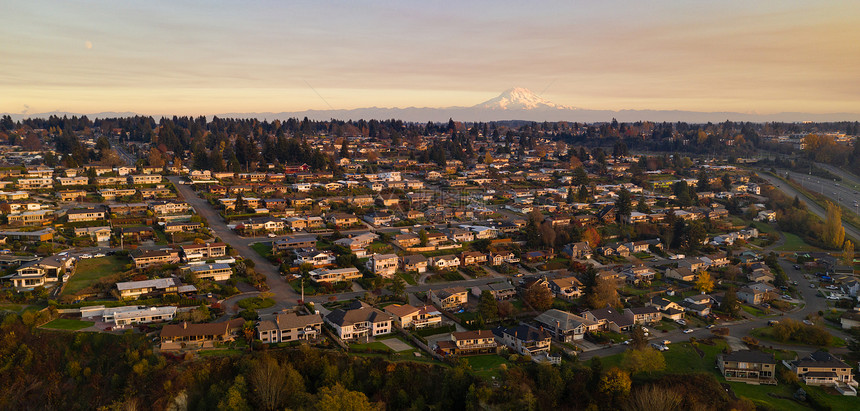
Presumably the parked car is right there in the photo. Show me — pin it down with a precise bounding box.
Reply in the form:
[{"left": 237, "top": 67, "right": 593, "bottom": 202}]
[
  {"left": 683, "top": 329, "right": 694, "bottom": 334},
  {"left": 706, "top": 324, "right": 715, "bottom": 329},
  {"left": 810, "top": 284, "right": 816, "bottom": 288},
  {"left": 267, "top": 233, "right": 277, "bottom": 238},
  {"left": 782, "top": 294, "right": 792, "bottom": 299},
  {"left": 802, "top": 320, "right": 814, "bottom": 326},
  {"left": 793, "top": 265, "right": 801, "bottom": 269},
  {"left": 675, "top": 319, "right": 686, "bottom": 326}
]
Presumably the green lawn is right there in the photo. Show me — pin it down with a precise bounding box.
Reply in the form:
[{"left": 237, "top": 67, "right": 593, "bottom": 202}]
[
  {"left": 250, "top": 242, "right": 273, "bottom": 259},
  {"left": 41, "top": 319, "right": 94, "bottom": 330},
  {"left": 775, "top": 232, "right": 823, "bottom": 252},
  {"left": 397, "top": 271, "right": 417, "bottom": 286},
  {"left": 198, "top": 349, "right": 244, "bottom": 357},
  {"left": 750, "top": 327, "right": 845, "bottom": 347},
  {"left": 63, "top": 256, "right": 129, "bottom": 295},
  {"left": 0, "top": 303, "right": 26, "bottom": 313},
  {"left": 465, "top": 354, "right": 510, "bottom": 379},
  {"left": 350, "top": 341, "right": 392, "bottom": 352},
  {"left": 741, "top": 304, "right": 770, "bottom": 317},
  {"left": 237, "top": 296, "right": 275, "bottom": 310}
]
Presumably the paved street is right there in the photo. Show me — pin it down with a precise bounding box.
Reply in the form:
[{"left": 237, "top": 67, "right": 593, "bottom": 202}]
[{"left": 168, "top": 176, "right": 301, "bottom": 307}]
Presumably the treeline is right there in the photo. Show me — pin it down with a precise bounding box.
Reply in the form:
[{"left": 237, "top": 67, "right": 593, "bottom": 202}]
[{"left": 0, "top": 309, "right": 760, "bottom": 411}]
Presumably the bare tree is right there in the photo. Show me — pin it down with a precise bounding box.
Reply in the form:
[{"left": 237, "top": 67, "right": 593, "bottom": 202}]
[{"left": 624, "top": 385, "right": 682, "bottom": 411}]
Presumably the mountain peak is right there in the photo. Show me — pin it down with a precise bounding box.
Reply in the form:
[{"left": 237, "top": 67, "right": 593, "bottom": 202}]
[{"left": 473, "top": 87, "right": 575, "bottom": 110}]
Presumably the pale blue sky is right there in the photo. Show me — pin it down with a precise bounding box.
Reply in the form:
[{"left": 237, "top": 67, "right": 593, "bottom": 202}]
[{"left": 2, "top": 1, "right": 859, "bottom": 115}]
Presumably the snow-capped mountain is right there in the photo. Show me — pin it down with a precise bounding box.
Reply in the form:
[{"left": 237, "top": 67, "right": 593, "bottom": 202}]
[{"left": 473, "top": 87, "right": 576, "bottom": 110}]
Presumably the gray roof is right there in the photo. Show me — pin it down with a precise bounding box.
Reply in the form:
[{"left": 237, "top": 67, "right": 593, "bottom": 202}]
[
  {"left": 534, "top": 309, "right": 593, "bottom": 331},
  {"left": 722, "top": 350, "right": 775, "bottom": 364},
  {"left": 325, "top": 301, "right": 392, "bottom": 327}
]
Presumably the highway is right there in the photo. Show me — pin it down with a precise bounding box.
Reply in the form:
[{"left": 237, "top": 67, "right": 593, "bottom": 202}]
[
  {"left": 757, "top": 172, "right": 860, "bottom": 242},
  {"left": 777, "top": 168, "right": 860, "bottom": 216}
]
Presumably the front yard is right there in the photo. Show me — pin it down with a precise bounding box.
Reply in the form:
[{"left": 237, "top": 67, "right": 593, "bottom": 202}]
[
  {"left": 62, "top": 255, "right": 130, "bottom": 296},
  {"left": 41, "top": 318, "right": 94, "bottom": 331}
]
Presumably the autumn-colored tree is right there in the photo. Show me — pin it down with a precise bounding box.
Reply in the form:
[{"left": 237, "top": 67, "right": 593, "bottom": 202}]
[
  {"left": 148, "top": 147, "right": 165, "bottom": 168},
  {"left": 599, "top": 367, "right": 632, "bottom": 398},
  {"left": 625, "top": 385, "right": 683, "bottom": 411},
  {"left": 694, "top": 271, "right": 714, "bottom": 294},
  {"left": 523, "top": 284, "right": 554, "bottom": 311},
  {"left": 315, "top": 383, "right": 378, "bottom": 411},
  {"left": 822, "top": 201, "right": 845, "bottom": 249},
  {"left": 582, "top": 227, "right": 601, "bottom": 248},
  {"left": 586, "top": 277, "right": 620, "bottom": 309},
  {"left": 622, "top": 347, "right": 666, "bottom": 374},
  {"left": 843, "top": 240, "right": 854, "bottom": 265}
]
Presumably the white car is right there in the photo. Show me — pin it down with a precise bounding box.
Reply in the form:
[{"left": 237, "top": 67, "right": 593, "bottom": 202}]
[
  {"left": 675, "top": 319, "right": 686, "bottom": 325},
  {"left": 79, "top": 254, "right": 92, "bottom": 259},
  {"left": 267, "top": 233, "right": 277, "bottom": 238},
  {"left": 94, "top": 253, "right": 105, "bottom": 258},
  {"left": 683, "top": 329, "right": 694, "bottom": 334}
]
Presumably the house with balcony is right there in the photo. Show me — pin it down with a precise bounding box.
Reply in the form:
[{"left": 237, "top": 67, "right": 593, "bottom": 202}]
[
  {"left": 460, "top": 251, "right": 487, "bottom": 266},
  {"left": 581, "top": 306, "right": 635, "bottom": 332},
  {"left": 293, "top": 248, "right": 336, "bottom": 269},
  {"left": 257, "top": 312, "right": 323, "bottom": 343},
  {"left": 5, "top": 254, "right": 77, "bottom": 291},
  {"left": 384, "top": 304, "right": 442, "bottom": 329},
  {"left": 548, "top": 276, "right": 583, "bottom": 300},
  {"left": 308, "top": 267, "right": 362, "bottom": 283},
  {"left": 367, "top": 253, "right": 398, "bottom": 277},
  {"left": 180, "top": 242, "right": 228, "bottom": 262},
  {"left": 790, "top": 351, "right": 857, "bottom": 393},
  {"left": 130, "top": 248, "right": 180, "bottom": 268},
  {"left": 471, "top": 281, "right": 517, "bottom": 300},
  {"left": 624, "top": 306, "right": 662, "bottom": 325},
  {"left": 717, "top": 350, "right": 777, "bottom": 385},
  {"left": 273, "top": 235, "right": 318, "bottom": 253},
  {"left": 324, "top": 301, "right": 393, "bottom": 341},
  {"left": 435, "top": 330, "right": 499, "bottom": 356},
  {"left": 183, "top": 263, "right": 232, "bottom": 281},
  {"left": 493, "top": 325, "right": 551, "bottom": 356},
  {"left": 115, "top": 277, "right": 182, "bottom": 299},
  {"left": 429, "top": 287, "right": 469, "bottom": 310}
]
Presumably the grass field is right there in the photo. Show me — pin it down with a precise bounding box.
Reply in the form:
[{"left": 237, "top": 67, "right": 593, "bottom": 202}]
[
  {"left": 41, "top": 319, "right": 94, "bottom": 330},
  {"left": 237, "top": 296, "right": 275, "bottom": 310},
  {"left": 351, "top": 341, "right": 392, "bottom": 352},
  {"left": 63, "top": 256, "right": 129, "bottom": 296},
  {"left": 250, "top": 242, "right": 273, "bottom": 259},
  {"left": 198, "top": 349, "right": 244, "bottom": 357},
  {"left": 466, "top": 354, "right": 510, "bottom": 379},
  {"left": 0, "top": 303, "right": 26, "bottom": 312},
  {"left": 397, "top": 271, "right": 417, "bottom": 286},
  {"left": 775, "top": 232, "right": 823, "bottom": 252}
]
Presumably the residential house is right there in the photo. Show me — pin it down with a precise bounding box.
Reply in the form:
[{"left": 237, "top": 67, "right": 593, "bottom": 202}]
[
  {"left": 401, "top": 254, "right": 428, "bottom": 273},
  {"left": 429, "top": 287, "right": 469, "bottom": 310},
  {"left": 293, "top": 248, "right": 336, "bottom": 269},
  {"left": 790, "top": 351, "right": 856, "bottom": 390},
  {"left": 130, "top": 249, "right": 180, "bottom": 268},
  {"left": 624, "top": 306, "right": 662, "bottom": 325},
  {"left": 665, "top": 267, "right": 697, "bottom": 282},
  {"left": 4, "top": 254, "right": 76, "bottom": 290},
  {"left": 431, "top": 255, "right": 461, "bottom": 270},
  {"left": 493, "top": 325, "right": 551, "bottom": 356},
  {"left": 328, "top": 212, "right": 360, "bottom": 227},
  {"left": 718, "top": 350, "right": 777, "bottom": 385},
  {"left": 257, "top": 313, "right": 323, "bottom": 343},
  {"left": 444, "top": 227, "right": 475, "bottom": 243},
  {"left": 394, "top": 233, "right": 420, "bottom": 248},
  {"left": 737, "top": 286, "right": 767, "bottom": 305},
  {"left": 435, "top": 330, "right": 499, "bottom": 356},
  {"left": 164, "top": 221, "right": 203, "bottom": 233},
  {"left": 273, "top": 235, "right": 318, "bottom": 253},
  {"left": 105, "top": 305, "right": 177, "bottom": 327},
  {"left": 180, "top": 242, "right": 228, "bottom": 261},
  {"left": 116, "top": 278, "right": 182, "bottom": 299},
  {"left": 384, "top": 304, "right": 442, "bottom": 329},
  {"left": 548, "top": 276, "right": 583, "bottom": 300},
  {"left": 160, "top": 318, "right": 244, "bottom": 349},
  {"left": 324, "top": 301, "right": 393, "bottom": 340},
  {"left": 308, "top": 267, "right": 361, "bottom": 283},
  {"left": 490, "top": 252, "right": 519, "bottom": 265},
  {"left": 471, "top": 281, "right": 517, "bottom": 300},
  {"left": 561, "top": 241, "right": 593, "bottom": 260},
  {"left": 534, "top": 309, "right": 599, "bottom": 342},
  {"left": 367, "top": 253, "right": 398, "bottom": 277},
  {"left": 73, "top": 226, "right": 112, "bottom": 242},
  {"left": 129, "top": 174, "right": 162, "bottom": 185},
  {"left": 183, "top": 263, "right": 232, "bottom": 281},
  {"left": 581, "top": 306, "right": 635, "bottom": 332},
  {"left": 460, "top": 251, "right": 487, "bottom": 266}
]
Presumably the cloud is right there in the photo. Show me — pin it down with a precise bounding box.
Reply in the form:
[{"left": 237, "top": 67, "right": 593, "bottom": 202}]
[
  {"left": 85, "top": 40, "right": 92, "bottom": 49},
  {"left": 21, "top": 104, "right": 29, "bottom": 114}
]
